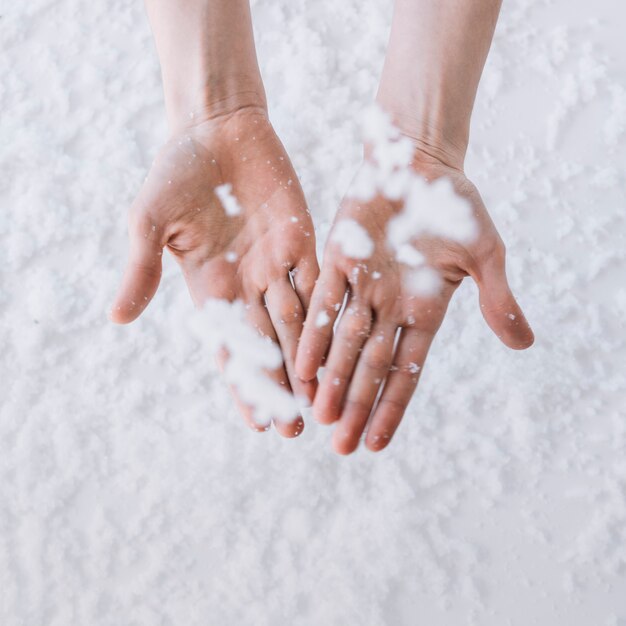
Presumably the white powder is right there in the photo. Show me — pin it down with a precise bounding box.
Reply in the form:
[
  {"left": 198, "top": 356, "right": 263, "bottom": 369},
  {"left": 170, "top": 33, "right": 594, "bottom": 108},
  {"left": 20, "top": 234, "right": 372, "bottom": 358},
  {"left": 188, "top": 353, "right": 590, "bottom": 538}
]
[
  {"left": 315, "top": 310, "right": 331, "bottom": 327},
  {"left": 215, "top": 182, "right": 243, "bottom": 216},
  {"left": 191, "top": 300, "right": 299, "bottom": 426},
  {"left": 404, "top": 266, "right": 442, "bottom": 297},
  {"left": 395, "top": 243, "right": 426, "bottom": 267},
  {"left": 330, "top": 218, "right": 374, "bottom": 259}
]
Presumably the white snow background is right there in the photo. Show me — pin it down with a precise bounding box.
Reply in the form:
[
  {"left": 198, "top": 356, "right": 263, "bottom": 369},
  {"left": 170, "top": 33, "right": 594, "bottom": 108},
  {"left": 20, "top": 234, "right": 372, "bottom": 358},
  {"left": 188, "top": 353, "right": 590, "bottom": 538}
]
[{"left": 1, "top": 0, "right": 626, "bottom": 624}]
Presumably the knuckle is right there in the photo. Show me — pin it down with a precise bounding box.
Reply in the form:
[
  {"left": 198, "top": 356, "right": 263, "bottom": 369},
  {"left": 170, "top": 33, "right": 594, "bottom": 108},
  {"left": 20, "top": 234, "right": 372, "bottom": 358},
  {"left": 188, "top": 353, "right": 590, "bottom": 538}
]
[
  {"left": 493, "top": 239, "right": 507, "bottom": 263},
  {"left": 335, "top": 255, "right": 364, "bottom": 278},
  {"left": 344, "top": 398, "right": 372, "bottom": 416},
  {"left": 484, "top": 296, "right": 514, "bottom": 316},
  {"left": 472, "top": 236, "right": 506, "bottom": 274},
  {"left": 292, "top": 264, "right": 316, "bottom": 291},
  {"left": 129, "top": 208, "right": 159, "bottom": 236},
  {"left": 131, "top": 258, "right": 161, "bottom": 279},
  {"left": 379, "top": 396, "right": 408, "bottom": 416},
  {"left": 277, "top": 300, "right": 303, "bottom": 325},
  {"left": 343, "top": 308, "right": 371, "bottom": 336},
  {"left": 347, "top": 318, "right": 368, "bottom": 337},
  {"left": 363, "top": 353, "right": 389, "bottom": 372},
  {"left": 323, "top": 367, "right": 348, "bottom": 387}
]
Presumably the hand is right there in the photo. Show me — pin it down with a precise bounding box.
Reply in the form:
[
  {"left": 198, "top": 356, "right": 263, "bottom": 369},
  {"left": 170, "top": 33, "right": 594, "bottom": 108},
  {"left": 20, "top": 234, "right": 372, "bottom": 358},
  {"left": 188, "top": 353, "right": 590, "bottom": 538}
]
[
  {"left": 110, "top": 107, "right": 319, "bottom": 437},
  {"left": 296, "top": 151, "right": 534, "bottom": 454}
]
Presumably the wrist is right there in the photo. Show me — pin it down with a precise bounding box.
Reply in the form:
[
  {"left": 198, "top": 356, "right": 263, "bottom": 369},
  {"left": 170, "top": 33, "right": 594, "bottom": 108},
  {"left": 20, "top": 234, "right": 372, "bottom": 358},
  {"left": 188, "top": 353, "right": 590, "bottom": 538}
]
[
  {"left": 164, "top": 72, "right": 267, "bottom": 134},
  {"left": 147, "top": 0, "right": 267, "bottom": 133},
  {"left": 375, "top": 92, "right": 468, "bottom": 172}
]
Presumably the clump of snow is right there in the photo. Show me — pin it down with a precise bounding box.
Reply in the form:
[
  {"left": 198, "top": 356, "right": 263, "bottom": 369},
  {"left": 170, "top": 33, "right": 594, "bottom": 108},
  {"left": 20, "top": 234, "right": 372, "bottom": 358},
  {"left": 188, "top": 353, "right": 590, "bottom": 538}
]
[
  {"left": 395, "top": 243, "right": 426, "bottom": 267},
  {"left": 350, "top": 105, "right": 415, "bottom": 201},
  {"left": 191, "top": 299, "right": 299, "bottom": 426},
  {"left": 315, "top": 310, "right": 331, "bottom": 327},
  {"left": 215, "top": 183, "right": 243, "bottom": 216},
  {"left": 405, "top": 266, "right": 442, "bottom": 297},
  {"left": 330, "top": 218, "right": 374, "bottom": 259},
  {"left": 407, "top": 362, "right": 421, "bottom": 374},
  {"left": 348, "top": 104, "right": 478, "bottom": 296},
  {"left": 388, "top": 175, "right": 478, "bottom": 246}
]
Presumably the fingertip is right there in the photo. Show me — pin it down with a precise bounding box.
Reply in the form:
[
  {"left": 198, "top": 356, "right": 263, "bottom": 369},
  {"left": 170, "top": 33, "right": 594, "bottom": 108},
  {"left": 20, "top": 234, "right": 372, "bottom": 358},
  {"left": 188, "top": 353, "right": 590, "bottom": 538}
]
[
  {"left": 331, "top": 428, "right": 359, "bottom": 455},
  {"left": 274, "top": 416, "right": 305, "bottom": 438},
  {"left": 499, "top": 312, "right": 535, "bottom": 350},
  {"left": 108, "top": 295, "right": 150, "bottom": 324},
  {"left": 250, "top": 422, "right": 271, "bottom": 433},
  {"left": 512, "top": 328, "right": 535, "bottom": 350},
  {"left": 108, "top": 305, "right": 138, "bottom": 325},
  {"left": 365, "top": 432, "right": 392, "bottom": 452}
]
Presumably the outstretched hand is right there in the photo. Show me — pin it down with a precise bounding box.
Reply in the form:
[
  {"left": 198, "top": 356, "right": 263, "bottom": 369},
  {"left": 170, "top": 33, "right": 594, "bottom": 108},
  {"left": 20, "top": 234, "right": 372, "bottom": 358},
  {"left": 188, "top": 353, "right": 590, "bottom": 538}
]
[
  {"left": 296, "top": 152, "right": 534, "bottom": 454},
  {"left": 110, "top": 108, "right": 319, "bottom": 437}
]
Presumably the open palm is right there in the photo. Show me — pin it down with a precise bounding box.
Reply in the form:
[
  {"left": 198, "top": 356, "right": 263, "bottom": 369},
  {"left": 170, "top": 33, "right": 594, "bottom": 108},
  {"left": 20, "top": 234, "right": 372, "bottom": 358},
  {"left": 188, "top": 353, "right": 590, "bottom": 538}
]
[
  {"left": 111, "top": 108, "right": 319, "bottom": 437},
  {"left": 296, "top": 157, "right": 534, "bottom": 454}
]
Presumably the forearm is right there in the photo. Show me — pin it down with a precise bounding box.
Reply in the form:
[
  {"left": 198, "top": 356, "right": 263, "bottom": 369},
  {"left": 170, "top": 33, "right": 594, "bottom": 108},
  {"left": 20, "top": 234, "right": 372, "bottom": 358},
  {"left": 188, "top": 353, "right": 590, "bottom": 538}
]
[
  {"left": 145, "top": 0, "right": 266, "bottom": 132},
  {"left": 378, "top": 0, "right": 502, "bottom": 169}
]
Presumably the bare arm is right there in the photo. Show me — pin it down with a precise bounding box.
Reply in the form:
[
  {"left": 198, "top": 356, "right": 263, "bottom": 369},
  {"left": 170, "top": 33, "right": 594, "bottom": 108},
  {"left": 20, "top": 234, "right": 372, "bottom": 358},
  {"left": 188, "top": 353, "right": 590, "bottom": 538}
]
[
  {"left": 378, "top": 0, "right": 503, "bottom": 169},
  {"left": 145, "top": 0, "right": 267, "bottom": 131}
]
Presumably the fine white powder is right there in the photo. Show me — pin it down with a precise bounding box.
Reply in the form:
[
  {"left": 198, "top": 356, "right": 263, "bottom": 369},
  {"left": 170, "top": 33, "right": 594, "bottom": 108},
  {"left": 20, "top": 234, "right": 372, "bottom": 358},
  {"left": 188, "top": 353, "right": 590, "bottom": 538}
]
[
  {"left": 215, "top": 183, "right": 243, "bottom": 216},
  {"left": 330, "top": 219, "right": 374, "bottom": 259}
]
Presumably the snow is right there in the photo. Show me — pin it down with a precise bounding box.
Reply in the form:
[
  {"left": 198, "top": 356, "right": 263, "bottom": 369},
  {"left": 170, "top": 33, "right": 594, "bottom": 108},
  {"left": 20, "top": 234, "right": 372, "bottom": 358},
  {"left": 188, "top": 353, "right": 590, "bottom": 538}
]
[
  {"left": 330, "top": 218, "right": 375, "bottom": 259},
  {"left": 315, "top": 310, "right": 331, "bottom": 328},
  {"left": 395, "top": 243, "right": 426, "bottom": 267},
  {"left": 350, "top": 103, "right": 478, "bottom": 297},
  {"left": 404, "top": 265, "right": 443, "bottom": 297},
  {"left": 191, "top": 300, "right": 300, "bottom": 426},
  {"left": 214, "top": 182, "right": 243, "bottom": 216},
  {"left": 396, "top": 176, "right": 477, "bottom": 243},
  {"left": 1, "top": 0, "right": 625, "bottom": 625}
]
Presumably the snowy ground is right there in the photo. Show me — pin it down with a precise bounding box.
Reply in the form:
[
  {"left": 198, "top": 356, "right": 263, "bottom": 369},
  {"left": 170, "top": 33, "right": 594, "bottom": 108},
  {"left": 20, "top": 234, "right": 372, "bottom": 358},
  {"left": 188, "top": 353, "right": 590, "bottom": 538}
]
[{"left": 1, "top": 0, "right": 626, "bottom": 624}]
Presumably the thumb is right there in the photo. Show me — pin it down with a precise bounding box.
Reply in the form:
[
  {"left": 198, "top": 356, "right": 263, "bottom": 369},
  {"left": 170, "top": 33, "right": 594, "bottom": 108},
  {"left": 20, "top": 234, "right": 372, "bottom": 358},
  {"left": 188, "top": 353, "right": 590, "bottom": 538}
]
[
  {"left": 473, "top": 246, "right": 534, "bottom": 350},
  {"left": 109, "top": 223, "right": 164, "bottom": 324}
]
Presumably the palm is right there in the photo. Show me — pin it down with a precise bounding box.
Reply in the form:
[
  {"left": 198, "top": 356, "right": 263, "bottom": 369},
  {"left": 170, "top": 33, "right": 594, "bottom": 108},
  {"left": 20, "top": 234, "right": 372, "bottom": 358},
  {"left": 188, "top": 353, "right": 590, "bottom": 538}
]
[
  {"left": 112, "top": 109, "right": 319, "bottom": 436},
  {"left": 296, "top": 159, "right": 534, "bottom": 454}
]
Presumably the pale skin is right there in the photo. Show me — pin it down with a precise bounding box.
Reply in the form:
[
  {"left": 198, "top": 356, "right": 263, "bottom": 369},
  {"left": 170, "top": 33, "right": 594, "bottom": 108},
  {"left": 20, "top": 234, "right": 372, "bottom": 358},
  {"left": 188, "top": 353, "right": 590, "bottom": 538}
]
[
  {"left": 110, "top": 0, "right": 318, "bottom": 437},
  {"left": 111, "top": 0, "right": 534, "bottom": 451},
  {"left": 296, "top": 0, "right": 534, "bottom": 453}
]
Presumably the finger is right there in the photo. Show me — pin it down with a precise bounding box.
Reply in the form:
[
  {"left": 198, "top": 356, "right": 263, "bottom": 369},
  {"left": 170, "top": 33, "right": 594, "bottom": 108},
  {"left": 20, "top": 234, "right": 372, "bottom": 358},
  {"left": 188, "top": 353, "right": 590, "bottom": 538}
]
[
  {"left": 109, "top": 227, "right": 163, "bottom": 324},
  {"left": 332, "top": 322, "right": 397, "bottom": 455},
  {"left": 216, "top": 348, "right": 270, "bottom": 434},
  {"left": 295, "top": 265, "right": 347, "bottom": 382},
  {"left": 265, "top": 279, "right": 317, "bottom": 405},
  {"left": 365, "top": 327, "right": 433, "bottom": 452},
  {"left": 474, "top": 248, "right": 534, "bottom": 350},
  {"left": 291, "top": 254, "right": 320, "bottom": 313},
  {"left": 244, "top": 301, "right": 305, "bottom": 438},
  {"left": 312, "top": 299, "right": 372, "bottom": 425}
]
